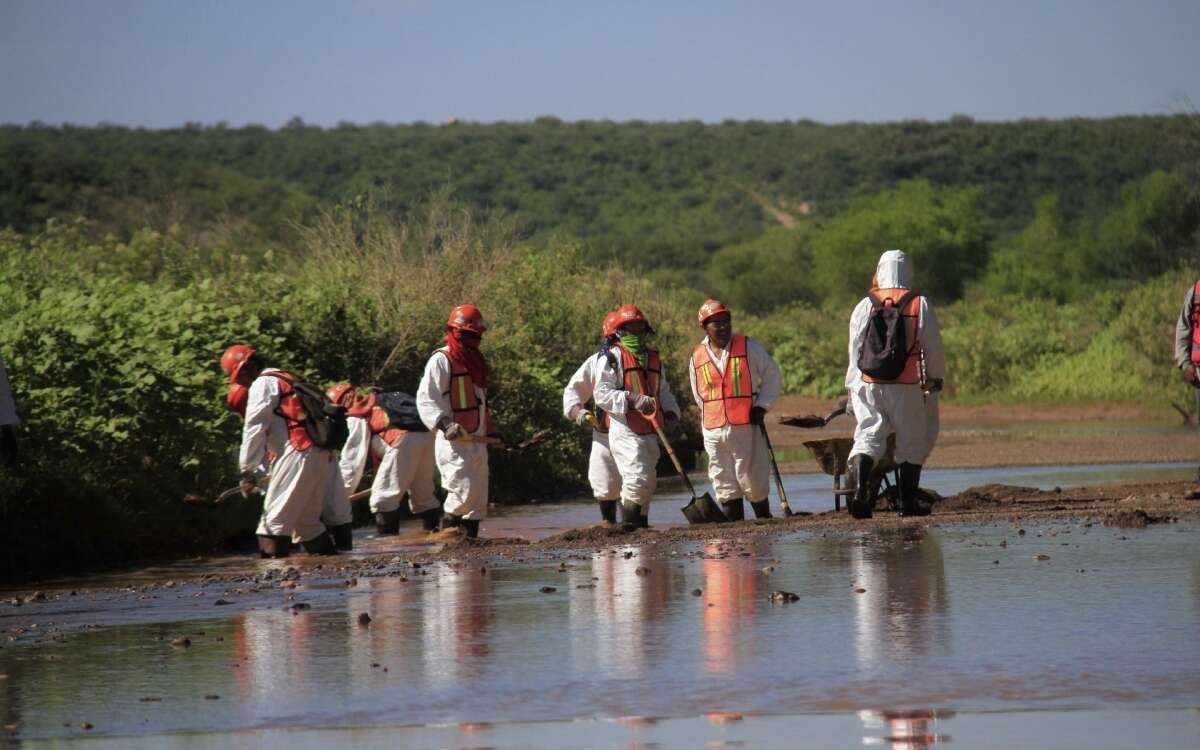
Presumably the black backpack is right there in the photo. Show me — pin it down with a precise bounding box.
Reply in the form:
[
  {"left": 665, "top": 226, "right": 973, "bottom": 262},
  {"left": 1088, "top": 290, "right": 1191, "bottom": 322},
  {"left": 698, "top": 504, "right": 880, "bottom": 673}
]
[
  {"left": 373, "top": 391, "right": 429, "bottom": 432},
  {"left": 857, "top": 290, "right": 919, "bottom": 381},
  {"left": 272, "top": 374, "right": 350, "bottom": 451}
]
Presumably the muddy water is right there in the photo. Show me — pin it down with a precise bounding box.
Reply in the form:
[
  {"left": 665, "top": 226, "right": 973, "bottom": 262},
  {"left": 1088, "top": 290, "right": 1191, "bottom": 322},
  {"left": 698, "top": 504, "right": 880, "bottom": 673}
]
[{"left": 3, "top": 506, "right": 1200, "bottom": 746}]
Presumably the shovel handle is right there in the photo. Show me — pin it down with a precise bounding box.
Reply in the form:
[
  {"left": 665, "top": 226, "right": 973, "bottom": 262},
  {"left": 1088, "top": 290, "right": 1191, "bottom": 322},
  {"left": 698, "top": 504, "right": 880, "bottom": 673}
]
[
  {"left": 648, "top": 411, "right": 699, "bottom": 498},
  {"left": 759, "top": 423, "right": 793, "bottom": 516}
]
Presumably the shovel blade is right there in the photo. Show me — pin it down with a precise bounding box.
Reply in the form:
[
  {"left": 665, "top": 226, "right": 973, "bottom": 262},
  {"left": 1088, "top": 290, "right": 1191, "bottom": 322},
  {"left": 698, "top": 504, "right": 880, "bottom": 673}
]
[{"left": 681, "top": 492, "right": 726, "bottom": 524}]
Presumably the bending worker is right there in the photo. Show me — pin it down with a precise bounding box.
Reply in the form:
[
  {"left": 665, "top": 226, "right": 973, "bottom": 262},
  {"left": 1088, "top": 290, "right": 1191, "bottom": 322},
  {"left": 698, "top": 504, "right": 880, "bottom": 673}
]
[
  {"left": 563, "top": 310, "right": 624, "bottom": 524},
  {"left": 594, "top": 304, "right": 681, "bottom": 529},
  {"left": 844, "top": 250, "right": 945, "bottom": 519},
  {"left": 327, "top": 384, "right": 441, "bottom": 535},
  {"left": 417, "top": 304, "right": 495, "bottom": 539},
  {"left": 689, "top": 299, "right": 782, "bottom": 520},
  {"left": 221, "top": 344, "right": 351, "bottom": 557}
]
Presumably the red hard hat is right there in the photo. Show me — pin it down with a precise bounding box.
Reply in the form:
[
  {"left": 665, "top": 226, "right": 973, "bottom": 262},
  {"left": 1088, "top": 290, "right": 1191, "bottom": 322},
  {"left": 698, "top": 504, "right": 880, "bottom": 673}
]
[
  {"left": 614, "top": 304, "right": 654, "bottom": 333},
  {"left": 447, "top": 303, "right": 487, "bottom": 334},
  {"left": 220, "top": 344, "right": 257, "bottom": 384},
  {"left": 326, "top": 382, "right": 373, "bottom": 416},
  {"left": 601, "top": 309, "right": 623, "bottom": 338},
  {"left": 698, "top": 298, "right": 732, "bottom": 327},
  {"left": 325, "top": 383, "right": 355, "bottom": 407},
  {"left": 226, "top": 384, "right": 249, "bottom": 417}
]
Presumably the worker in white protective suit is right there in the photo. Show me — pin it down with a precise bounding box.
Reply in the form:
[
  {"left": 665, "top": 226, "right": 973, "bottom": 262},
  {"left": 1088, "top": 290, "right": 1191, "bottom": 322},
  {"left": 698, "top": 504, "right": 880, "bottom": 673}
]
[
  {"left": 562, "top": 310, "right": 625, "bottom": 524},
  {"left": 844, "top": 250, "right": 946, "bottom": 519},
  {"left": 688, "top": 299, "right": 783, "bottom": 521},
  {"left": 221, "top": 344, "right": 351, "bottom": 557},
  {"left": 594, "top": 304, "right": 681, "bottom": 530},
  {"left": 417, "top": 304, "right": 497, "bottom": 539},
  {"left": 327, "top": 384, "right": 441, "bottom": 535},
  {"left": 0, "top": 355, "right": 19, "bottom": 467}
]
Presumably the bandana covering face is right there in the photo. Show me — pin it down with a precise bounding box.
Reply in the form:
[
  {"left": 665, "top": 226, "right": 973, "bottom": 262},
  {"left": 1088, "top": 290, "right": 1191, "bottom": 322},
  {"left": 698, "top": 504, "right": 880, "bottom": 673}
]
[
  {"left": 619, "top": 333, "right": 650, "bottom": 369},
  {"left": 445, "top": 329, "right": 488, "bottom": 389}
]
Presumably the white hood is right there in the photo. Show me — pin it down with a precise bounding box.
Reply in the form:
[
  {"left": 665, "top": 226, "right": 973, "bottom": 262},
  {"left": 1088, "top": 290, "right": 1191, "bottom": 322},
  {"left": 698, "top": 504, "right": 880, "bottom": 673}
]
[{"left": 874, "top": 249, "right": 912, "bottom": 290}]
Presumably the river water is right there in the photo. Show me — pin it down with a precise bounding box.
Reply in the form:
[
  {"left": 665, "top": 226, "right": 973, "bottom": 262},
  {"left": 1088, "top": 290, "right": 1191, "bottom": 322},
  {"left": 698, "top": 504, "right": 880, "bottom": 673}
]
[{"left": 2, "top": 462, "right": 1199, "bottom": 748}]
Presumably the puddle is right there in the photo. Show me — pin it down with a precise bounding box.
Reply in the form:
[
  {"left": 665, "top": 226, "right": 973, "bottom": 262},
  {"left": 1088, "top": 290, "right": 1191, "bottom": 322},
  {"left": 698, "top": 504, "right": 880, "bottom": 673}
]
[{"left": 3, "top": 521, "right": 1199, "bottom": 743}]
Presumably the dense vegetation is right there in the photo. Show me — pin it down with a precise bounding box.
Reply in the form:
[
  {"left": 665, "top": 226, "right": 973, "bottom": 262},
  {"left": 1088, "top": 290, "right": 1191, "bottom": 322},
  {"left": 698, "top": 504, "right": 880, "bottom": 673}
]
[{"left": 0, "top": 115, "right": 1197, "bottom": 581}]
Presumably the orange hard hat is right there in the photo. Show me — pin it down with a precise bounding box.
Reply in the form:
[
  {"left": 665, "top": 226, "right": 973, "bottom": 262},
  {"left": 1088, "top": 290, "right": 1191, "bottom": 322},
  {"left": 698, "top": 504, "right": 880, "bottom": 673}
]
[
  {"left": 220, "top": 344, "right": 257, "bottom": 384},
  {"left": 698, "top": 298, "right": 732, "bottom": 327},
  {"left": 614, "top": 304, "right": 654, "bottom": 333},
  {"left": 447, "top": 303, "right": 487, "bottom": 334},
  {"left": 601, "top": 309, "right": 623, "bottom": 338},
  {"left": 325, "top": 382, "right": 374, "bottom": 416},
  {"left": 226, "top": 384, "right": 249, "bottom": 417},
  {"left": 325, "top": 383, "right": 355, "bottom": 407}
]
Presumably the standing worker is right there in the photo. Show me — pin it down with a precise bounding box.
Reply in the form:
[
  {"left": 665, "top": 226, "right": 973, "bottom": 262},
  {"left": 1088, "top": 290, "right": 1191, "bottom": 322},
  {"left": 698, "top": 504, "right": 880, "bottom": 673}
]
[
  {"left": 221, "top": 344, "right": 352, "bottom": 557},
  {"left": 563, "top": 310, "right": 624, "bottom": 524},
  {"left": 327, "top": 383, "right": 441, "bottom": 535},
  {"left": 689, "top": 299, "right": 783, "bottom": 520},
  {"left": 1173, "top": 277, "right": 1200, "bottom": 432},
  {"left": 844, "top": 250, "right": 945, "bottom": 518},
  {"left": 0, "top": 354, "right": 19, "bottom": 467},
  {"left": 417, "top": 304, "right": 496, "bottom": 539},
  {"left": 594, "top": 304, "right": 682, "bottom": 529}
]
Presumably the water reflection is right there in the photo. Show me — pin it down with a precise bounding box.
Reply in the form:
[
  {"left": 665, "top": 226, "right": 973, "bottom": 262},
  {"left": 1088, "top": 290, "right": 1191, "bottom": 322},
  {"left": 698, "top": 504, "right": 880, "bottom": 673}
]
[
  {"left": 860, "top": 708, "right": 954, "bottom": 748},
  {"left": 425, "top": 566, "right": 495, "bottom": 682},
  {"left": 700, "top": 543, "right": 759, "bottom": 676},
  {"left": 852, "top": 528, "right": 949, "bottom": 671}
]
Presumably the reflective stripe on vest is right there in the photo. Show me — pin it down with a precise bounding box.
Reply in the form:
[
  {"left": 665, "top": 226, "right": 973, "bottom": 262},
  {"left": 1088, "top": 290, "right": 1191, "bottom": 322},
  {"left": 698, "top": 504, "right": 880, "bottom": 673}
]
[
  {"left": 1190, "top": 280, "right": 1200, "bottom": 366},
  {"left": 692, "top": 335, "right": 754, "bottom": 429},
  {"left": 617, "top": 345, "right": 661, "bottom": 436},
  {"left": 861, "top": 288, "right": 923, "bottom": 385},
  {"left": 265, "top": 371, "right": 314, "bottom": 452},
  {"left": 439, "top": 350, "right": 482, "bottom": 433}
]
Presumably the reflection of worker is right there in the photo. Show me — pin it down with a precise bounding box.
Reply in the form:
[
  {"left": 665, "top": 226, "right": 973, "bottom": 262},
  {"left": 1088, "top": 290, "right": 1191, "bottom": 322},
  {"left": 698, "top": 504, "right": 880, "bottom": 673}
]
[
  {"left": 845, "top": 251, "right": 945, "bottom": 518},
  {"left": 689, "top": 299, "right": 782, "bottom": 520},
  {"left": 328, "top": 384, "right": 441, "bottom": 535},
  {"left": 594, "top": 305, "right": 682, "bottom": 529},
  {"left": 562, "top": 311, "right": 624, "bottom": 524},
  {"left": 700, "top": 545, "right": 759, "bottom": 674},
  {"left": 0, "top": 355, "right": 20, "bottom": 467}
]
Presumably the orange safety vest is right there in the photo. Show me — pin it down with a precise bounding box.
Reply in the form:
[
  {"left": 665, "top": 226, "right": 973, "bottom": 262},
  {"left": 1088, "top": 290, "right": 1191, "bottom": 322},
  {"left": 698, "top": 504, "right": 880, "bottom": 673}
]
[
  {"left": 861, "top": 288, "right": 923, "bottom": 385},
  {"left": 1190, "top": 280, "right": 1200, "bottom": 365},
  {"left": 265, "top": 371, "right": 314, "bottom": 451},
  {"left": 615, "top": 345, "right": 661, "bottom": 436},
  {"left": 692, "top": 335, "right": 754, "bottom": 429},
  {"left": 366, "top": 406, "right": 407, "bottom": 448},
  {"left": 438, "top": 350, "right": 493, "bottom": 434}
]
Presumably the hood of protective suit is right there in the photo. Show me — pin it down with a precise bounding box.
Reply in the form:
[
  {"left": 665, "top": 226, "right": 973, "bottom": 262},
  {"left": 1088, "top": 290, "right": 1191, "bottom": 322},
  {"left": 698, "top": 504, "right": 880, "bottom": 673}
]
[{"left": 874, "top": 249, "right": 912, "bottom": 290}]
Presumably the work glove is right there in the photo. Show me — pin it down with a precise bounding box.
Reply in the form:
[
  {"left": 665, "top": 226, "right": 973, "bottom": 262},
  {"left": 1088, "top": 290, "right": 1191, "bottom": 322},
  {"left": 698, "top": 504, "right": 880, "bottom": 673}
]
[
  {"left": 749, "top": 406, "right": 767, "bottom": 425},
  {"left": 630, "top": 393, "right": 656, "bottom": 415},
  {"left": 574, "top": 408, "right": 595, "bottom": 428},
  {"left": 0, "top": 425, "right": 16, "bottom": 467},
  {"left": 238, "top": 471, "right": 259, "bottom": 499},
  {"left": 442, "top": 422, "right": 465, "bottom": 441},
  {"left": 1183, "top": 365, "right": 1198, "bottom": 387},
  {"left": 923, "top": 378, "right": 944, "bottom": 394}
]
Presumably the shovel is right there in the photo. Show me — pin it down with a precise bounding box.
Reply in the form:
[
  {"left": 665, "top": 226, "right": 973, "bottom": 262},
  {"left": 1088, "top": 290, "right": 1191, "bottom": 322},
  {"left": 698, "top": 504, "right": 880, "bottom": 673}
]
[
  {"left": 759, "top": 422, "right": 794, "bottom": 517},
  {"left": 647, "top": 410, "right": 726, "bottom": 524}
]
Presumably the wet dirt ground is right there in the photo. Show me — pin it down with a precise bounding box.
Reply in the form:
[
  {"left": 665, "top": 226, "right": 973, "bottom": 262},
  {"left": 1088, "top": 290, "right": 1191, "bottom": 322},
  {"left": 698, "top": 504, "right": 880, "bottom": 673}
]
[{"left": 2, "top": 404, "right": 1200, "bottom": 747}]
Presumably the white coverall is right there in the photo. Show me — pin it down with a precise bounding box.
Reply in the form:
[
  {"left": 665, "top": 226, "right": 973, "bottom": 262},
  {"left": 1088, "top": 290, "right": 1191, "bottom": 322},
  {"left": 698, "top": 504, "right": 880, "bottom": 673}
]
[
  {"left": 417, "top": 348, "right": 489, "bottom": 520},
  {"left": 845, "top": 250, "right": 946, "bottom": 465},
  {"left": 562, "top": 354, "right": 622, "bottom": 501},
  {"left": 593, "top": 349, "right": 681, "bottom": 510},
  {"left": 337, "top": 415, "right": 439, "bottom": 515},
  {"left": 0, "top": 356, "right": 18, "bottom": 427},
  {"left": 240, "top": 369, "right": 352, "bottom": 542},
  {"left": 688, "top": 336, "right": 783, "bottom": 503}
]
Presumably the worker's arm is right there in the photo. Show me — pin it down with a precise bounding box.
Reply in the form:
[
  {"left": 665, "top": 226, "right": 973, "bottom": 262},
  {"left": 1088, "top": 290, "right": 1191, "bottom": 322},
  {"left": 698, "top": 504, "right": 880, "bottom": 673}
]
[
  {"left": 844, "top": 298, "right": 871, "bottom": 389},
  {"left": 748, "top": 337, "right": 782, "bottom": 412},
  {"left": 688, "top": 345, "right": 704, "bottom": 409},
  {"left": 917, "top": 298, "right": 946, "bottom": 382},
  {"left": 562, "top": 357, "right": 593, "bottom": 421},
  {"left": 593, "top": 352, "right": 629, "bottom": 415},
  {"left": 337, "top": 417, "right": 372, "bottom": 494},
  {"left": 1174, "top": 285, "right": 1195, "bottom": 370},
  {"left": 416, "top": 351, "right": 453, "bottom": 432},
  {"left": 239, "top": 375, "right": 279, "bottom": 474}
]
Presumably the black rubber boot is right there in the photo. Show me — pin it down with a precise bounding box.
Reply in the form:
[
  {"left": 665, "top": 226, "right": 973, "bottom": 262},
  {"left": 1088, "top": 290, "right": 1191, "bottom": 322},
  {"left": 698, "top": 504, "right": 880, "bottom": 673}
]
[
  {"left": 419, "top": 508, "right": 442, "bottom": 532},
  {"left": 721, "top": 498, "right": 746, "bottom": 521},
  {"left": 620, "top": 501, "right": 641, "bottom": 531},
  {"left": 301, "top": 531, "right": 338, "bottom": 556},
  {"left": 848, "top": 454, "right": 875, "bottom": 519},
  {"left": 638, "top": 507, "right": 650, "bottom": 529},
  {"left": 329, "top": 523, "right": 354, "bottom": 551},
  {"left": 750, "top": 499, "right": 773, "bottom": 519},
  {"left": 375, "top": 509, "right": 401, "bottom": 536},
  {"left": 257, "top": 534, "right": 292, "bottom": 559},
  {"left": 461, "top": 519, "right": 480, "bottom": 539},
  {"left": 441, "top": 513, "right": 461, "bottom": 531},
  {"left": 899, "top": 462, "right": 930, "bottom": 517},
  {"left": 598, "top": 500, "right": 618, "bottom": 524}
]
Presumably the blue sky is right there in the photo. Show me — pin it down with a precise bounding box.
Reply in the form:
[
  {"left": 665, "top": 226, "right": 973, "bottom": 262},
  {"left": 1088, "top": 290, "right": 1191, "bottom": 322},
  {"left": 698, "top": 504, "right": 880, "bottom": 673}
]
[{"left": 2, "top": 0, "right": 1196, "bottom": 127}]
